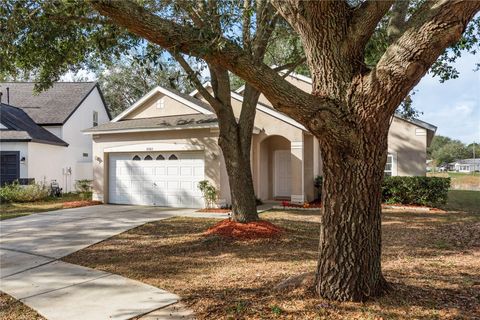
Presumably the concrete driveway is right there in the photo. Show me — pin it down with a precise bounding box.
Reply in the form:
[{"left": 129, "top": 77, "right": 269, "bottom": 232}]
[{"left": 0, "top": 205, "right": 195, "bottom": 320}]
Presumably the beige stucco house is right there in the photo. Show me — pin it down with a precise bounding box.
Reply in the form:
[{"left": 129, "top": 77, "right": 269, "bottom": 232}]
[{"left": 86, "top": 73, "right": 436, "bottom": 208}]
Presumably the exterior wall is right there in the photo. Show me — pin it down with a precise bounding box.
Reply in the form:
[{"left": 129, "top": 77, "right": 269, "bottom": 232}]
[
  {"left": 42, "top": 126, "right": 63, "bottom": 139},
  {"left": 0, "top": 142, "right": 29, "bottom": 179},
  {"left": 91, "top": 128, "right": 222, "bottom": 203},
  {"left": 388, "top": 117, "right": 428, "bottom": 176},
  {"left": 125, "top": 93, "right": 200, "bottom": 120},
  {"left": 61, "top": 87, "right": 110, "bottom": 191},
  {"left": 27, "top": 142, "right": 67, "bottom": 187}
]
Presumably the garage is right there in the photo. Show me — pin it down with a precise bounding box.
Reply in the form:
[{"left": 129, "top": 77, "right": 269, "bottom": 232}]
[{"left": 108, "top": 151, "right": 205, "bottom": 208}]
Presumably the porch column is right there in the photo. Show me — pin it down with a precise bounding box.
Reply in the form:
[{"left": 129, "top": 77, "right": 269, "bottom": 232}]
[
  {"left": 290, "top": 140, "right": 304, "bottom": 203},
  {"left": 303, "top": 135, "right": 315, "bottom": 202}
]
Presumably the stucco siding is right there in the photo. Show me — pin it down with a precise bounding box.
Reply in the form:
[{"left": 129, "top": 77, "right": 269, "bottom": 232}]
[
  {"left": 125, "top": 93, "right": 201, "bottom": 120},
  {"left": 388, "top": 117, "right": 427, "bottom": 176}
]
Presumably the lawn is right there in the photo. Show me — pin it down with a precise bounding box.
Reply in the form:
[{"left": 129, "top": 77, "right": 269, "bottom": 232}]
[
  {"left": 0, "top": 193, "right": 96, "bottom": 220},
  {"left": 428, "top": 171, "right": 480, "bottom": 190},
  {"left": 442, "top": 190, "right": 480, "bottom": 213},
  {"left": 2, "top": 191, "right": 479, "bottom": 319}
]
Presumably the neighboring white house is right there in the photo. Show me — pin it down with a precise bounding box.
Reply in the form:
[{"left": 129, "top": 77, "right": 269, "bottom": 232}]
[
  {"left": 451, "top": 159, "right": 480, "bottom": 173},
  {"left": 0, "top": 82, "right": 110, "bottom": 192}
]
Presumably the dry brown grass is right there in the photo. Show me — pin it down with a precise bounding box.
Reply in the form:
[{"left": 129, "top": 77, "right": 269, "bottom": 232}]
[
  {"left": 428, "top": 172, "right": 480, "bottom": 190},
  {"left": 57, "top": 208, "right": 480, "bottom": 320},
  {"left": 0, "top": 293, "right": 44, "bottom": 320}
]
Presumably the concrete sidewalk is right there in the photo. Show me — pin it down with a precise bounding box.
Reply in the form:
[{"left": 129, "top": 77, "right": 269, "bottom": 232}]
[{"left": 0, "top": 205, "right": 195, "bottom": 320}]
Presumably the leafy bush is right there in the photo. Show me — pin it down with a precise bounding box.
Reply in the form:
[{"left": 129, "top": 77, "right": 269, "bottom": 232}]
[
  {"left": 0, "top": 181, "right": 50, "bottom": 203},
  {"left": 197, "top": 180, "right": 217, "bottom": 208},
  {"left": 75, "top": 179, "right": 93, "bottom": 199},
  {"left": 382, "top": 176, "right": 450, "bottom": 206},
  {"left": 314, "top": 175, "right": 323, "bottom": 200}
]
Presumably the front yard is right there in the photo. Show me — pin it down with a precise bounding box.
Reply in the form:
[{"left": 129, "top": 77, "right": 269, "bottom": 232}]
[
  {"left": 0, "top": 193, "right": 99, "bottom": 220},
  {"left": 2, "top": 190, "right": 479, "bottom": 319}
]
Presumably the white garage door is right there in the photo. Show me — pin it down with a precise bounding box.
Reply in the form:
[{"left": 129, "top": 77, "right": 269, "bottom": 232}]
[{"left": 109, "top": 151, "right": 205, "bottom": 208}]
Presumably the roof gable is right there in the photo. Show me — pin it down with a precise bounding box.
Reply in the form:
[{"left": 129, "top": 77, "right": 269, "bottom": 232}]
[
  {"left": 0, "top": 82, "right": 104, "bottom": 125},
  {"left": 113, "top": 86, "right": 213, "bottom": 122}
]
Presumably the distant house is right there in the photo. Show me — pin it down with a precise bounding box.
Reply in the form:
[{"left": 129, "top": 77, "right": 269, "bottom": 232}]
[
  {"left": 0, "top": 82, "right": 110, "bottom": 191},
  {"left": 451, "top": 159, "right": 480, "bottom": 173}
]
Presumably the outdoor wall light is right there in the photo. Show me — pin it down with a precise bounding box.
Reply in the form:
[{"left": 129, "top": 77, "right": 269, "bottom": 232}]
[
  {"left": 20, "top": 156, "right": 26, "bottom": 164},
  {"left": 95, "top": 156, "right": 103, "bottom": 164}
]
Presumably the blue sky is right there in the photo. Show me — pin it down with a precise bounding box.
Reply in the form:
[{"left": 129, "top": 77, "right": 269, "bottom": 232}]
[
  {"left": 412, "top": 53, "right": 479, "bottom": 144},
  {"left": 65, "top": 53, "right": 479, "bottom": 144}
]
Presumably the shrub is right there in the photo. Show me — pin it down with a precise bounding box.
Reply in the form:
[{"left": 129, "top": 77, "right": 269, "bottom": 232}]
[
  {"left": 197, "top": 180, "right": 217, "bottom": 208},
  {"left": 0, "top": 181, "right": 50, "bottom": 203},
  {"left": 382, "top": 176, "right": 450, "bottom": 206},
  {"left": 75, "top": 179, "right": 93, "bottom": 199},
  {"left": 314, "top": 175, "right": 323, "bottom": 200}
]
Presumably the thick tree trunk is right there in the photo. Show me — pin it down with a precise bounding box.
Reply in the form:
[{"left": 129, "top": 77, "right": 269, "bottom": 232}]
[
  {"left": 314, "top": 124, "right": 391, "bottom": 301},
  {"left": 218, "top": 124, "right": 258, "bottom": 223}
]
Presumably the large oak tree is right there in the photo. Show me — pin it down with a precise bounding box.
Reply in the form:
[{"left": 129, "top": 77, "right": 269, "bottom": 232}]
[{"left": 2, "top": 0, "right": 479, "bottom": 302}]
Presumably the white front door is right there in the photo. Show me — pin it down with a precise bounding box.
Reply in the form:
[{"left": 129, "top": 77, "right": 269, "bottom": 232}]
[
  {"left": 274, "top": 150, "right": 291, "bottom": 198},
  {"left": 109, "top": 151, "right": 205, "bottom": 208}
]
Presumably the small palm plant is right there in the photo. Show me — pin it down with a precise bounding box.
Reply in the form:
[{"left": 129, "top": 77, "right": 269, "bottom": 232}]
[{"left": 197, "top": 180, "right": 217, "bottom": 209}]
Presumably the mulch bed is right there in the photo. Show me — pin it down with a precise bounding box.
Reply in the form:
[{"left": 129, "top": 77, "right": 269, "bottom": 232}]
[
  {"left": 196, "top": 208, "right": 231, "bottom": 213},
  {"left": 280, "top": 200, "right": 322, "bottom": 209},
  {"left": 62, "top": 200, "right": 102, "bottom": 209},
  {"left": 204, "top": 218, "right": 283, "bottom": 240}
]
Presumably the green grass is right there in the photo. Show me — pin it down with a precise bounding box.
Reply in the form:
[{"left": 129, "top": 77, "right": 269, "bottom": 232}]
[
  {"left": 0, "top": 193, "right": 84, "bottom": 220},
  {"left": 427, "top": 172, "right": 480, "bottom": 190},
  {"left": 441, "top": 190, "right": 480, "bottom": 213}
]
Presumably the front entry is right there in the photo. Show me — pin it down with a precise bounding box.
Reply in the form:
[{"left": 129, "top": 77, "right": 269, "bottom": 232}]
[{"left": 274, "top": 150, "right": 291, "bottom": 198}]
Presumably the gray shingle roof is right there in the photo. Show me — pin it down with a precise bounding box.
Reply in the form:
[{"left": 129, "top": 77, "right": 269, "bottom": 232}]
[
  {"left": 0, "top": 82, "right": 99, "bottom": 125},
  {"left": 0, "top": 103, "right": 68, "bottom": 146},
  {"left": 84, "top": 114, "right": 218, "bottom": 133}
]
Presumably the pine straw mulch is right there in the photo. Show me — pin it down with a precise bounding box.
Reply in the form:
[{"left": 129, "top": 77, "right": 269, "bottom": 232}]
[
  {"left": 62, "top": 200, "right": 102, "bottom": 209},
  {"left": 57, "top": 208, "right": 480, "bottom": 319},
  {"left": 205, "top": 219, "right": 283, "bottom": 240}
]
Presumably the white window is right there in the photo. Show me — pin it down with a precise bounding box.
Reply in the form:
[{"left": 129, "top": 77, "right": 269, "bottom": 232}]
[
  {"left": 156, "top": 99, "right": 165, "bottom": 109},
  {"left": 93, "top": 111, "right": 99, "bottom": 127},
  {"left": 384, "top": 154, "right": 393, "bottom": 177}
]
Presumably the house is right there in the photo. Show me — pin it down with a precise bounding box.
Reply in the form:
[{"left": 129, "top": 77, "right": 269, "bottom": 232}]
[
  {"left": 85, "top": 73, "right": 436, "bottom": 207},
  {"left": 0, "top": 82, "right": 110, "bottom": 191},
  {"left": 451, "top": 159, "right": 480, "bottom": 173}
]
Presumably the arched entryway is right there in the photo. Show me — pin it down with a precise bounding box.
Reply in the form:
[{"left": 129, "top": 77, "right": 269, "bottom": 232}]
[{"left": 257, "top": 135, "right": 291, "bottom": 200}]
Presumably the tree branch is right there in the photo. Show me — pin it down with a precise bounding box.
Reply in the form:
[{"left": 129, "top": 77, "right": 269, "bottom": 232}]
[
  {"left": 90, "top": 0, "right": 336, "bottom": 126},
  {"left": 171, "top": 51, "right": 222, "bottom": 112},
  {"left": 362, "top": 0, "right": 480, "bottom": 115},
  {"left": 387, "top": 0, "right": 410, "bottom": 43},
  {"left": 347, "top": 1, "right": 395, "bottom": 56}
]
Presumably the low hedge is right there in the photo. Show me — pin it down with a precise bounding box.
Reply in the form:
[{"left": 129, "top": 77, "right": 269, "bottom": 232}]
[
  {"left": 382, "top": 176, "right": 450, "bottom": 206},
  {"left": 0, "top": 182, "right": 50, "bottom": 203}
]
